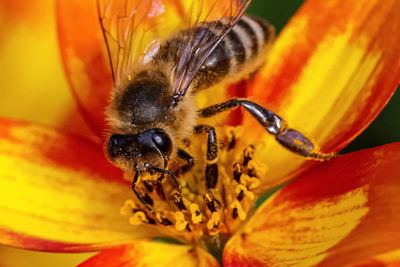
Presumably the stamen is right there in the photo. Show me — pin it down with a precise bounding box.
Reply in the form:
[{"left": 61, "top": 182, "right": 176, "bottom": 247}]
[
  {"left": 174, "top": 211, "right": 188, "bottom": 231},
  {"left": 207, "top": 212, "right": 221, "bottom": 234},
  {"left": 190, "top": 203, "right": 203, "bottom": 224},
  {"left": 243, "top": 145, "right": 255, "bottom": 166},
  {"left": 120, "top": 199, "right": 137, "bottom": 216},
  {"left": 172, "top": 192, "right": 187, "bottom": 210},
  {"left": 129, "top": 210, "right": 154, "bottom": 225},
  {"left": 231, "top": 200, "right": 246, "bottom": 221},
  {"left": 233, "top": 162, "right": 242, "bottom": 183},
  {"left": 156, "top": 213, "right": 173, "bottom": 225},
  {"left": 236, "top": 184, "right": 255, "bottom": 200},
  {"left": 204, "top": 192, "right": 221, "bottom": 213},
  {"left": 120, "top": 126, "right": 267, "bottom": 246}
]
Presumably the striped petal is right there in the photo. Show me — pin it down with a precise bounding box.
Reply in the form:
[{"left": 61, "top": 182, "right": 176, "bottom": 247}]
[
  {"left": 80, "top": 242, "right": 220, "bottom": 267},
  {"left": 223, "top": 143, "right": 400, "bottom": 267},
  {"left": 244, "top": 0, "right": 400, "bottom": 188},
  {"left": 0, "top": 118, "right": 155, "bottom": 252}
]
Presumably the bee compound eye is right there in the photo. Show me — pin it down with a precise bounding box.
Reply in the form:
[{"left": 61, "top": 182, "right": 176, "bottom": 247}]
[{"left": 151, "top": 129, "right": 172, "bottom": 156}]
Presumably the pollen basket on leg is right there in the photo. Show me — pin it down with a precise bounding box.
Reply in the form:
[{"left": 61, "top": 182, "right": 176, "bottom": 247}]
[{"left": 120, "top": 126, "right": 268, "bottom": 245}]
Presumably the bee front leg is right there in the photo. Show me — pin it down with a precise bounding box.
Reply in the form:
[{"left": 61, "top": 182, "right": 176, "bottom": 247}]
[
  {"left": 194, "top": 125, "right": 219, "bottom": 189},
  {"left": 198, "top": 98, "right": 334, "bottom": 160},
  {"left": 131, "top": 172, "right": 154, "bottom": 213}
]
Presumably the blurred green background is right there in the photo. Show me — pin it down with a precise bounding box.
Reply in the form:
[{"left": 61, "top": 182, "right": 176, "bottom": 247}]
[{"left": 248, "top": 0, "right": 400, "bottom": 153}]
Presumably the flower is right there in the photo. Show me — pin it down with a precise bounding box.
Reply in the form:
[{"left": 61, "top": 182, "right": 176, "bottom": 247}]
[{"left": 0, "top": 0, "right": 399, "bottom": 266}]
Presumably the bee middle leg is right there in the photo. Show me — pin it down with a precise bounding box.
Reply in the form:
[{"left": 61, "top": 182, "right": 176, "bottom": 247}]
[
  {"left": 194, "top": 125, "right": 219, "bottom": 189},
  {"left": 176, "top": 148, "right": 195, "bottom": 175},
  {"left": 198, "top": 98, "right": 334, "bottom": 160}
]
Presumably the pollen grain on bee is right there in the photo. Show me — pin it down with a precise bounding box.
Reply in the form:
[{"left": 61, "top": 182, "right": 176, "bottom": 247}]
[{"left": 120, "top": 126, "right": 267, "bottom": 245}]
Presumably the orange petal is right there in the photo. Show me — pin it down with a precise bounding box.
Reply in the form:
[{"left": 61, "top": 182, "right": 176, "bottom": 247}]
[
  {"left": 224, "top": 143, "right": 400, "bottom": 267},
  {"left": 244, "top": 0, "right": 400, "bottom": 188},
  {"left": 348, "top": 249, "right": 400, "bottom": 267},
  {"left": 56, "top": 0, "right": 113, "bottom": 135},
  {"left": 0, "top": 118, "right": 155, "bottom": 252},
  {"left": 80, "top": 242, "right": 220, "bottom": 267}
]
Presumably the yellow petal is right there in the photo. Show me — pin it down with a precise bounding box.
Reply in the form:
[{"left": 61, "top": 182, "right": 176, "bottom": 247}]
[
  {"left": 224, "top": 143, "right": 400, "bottom": 266},
  {"left": 0, "top": 118, "right": 155, "bottom": 251},
  {"left": 0, "top": 245, "right": 95, "bottom": 267},
  {"left": 0, "top": 0, "right": 93, "bottom": 136}
]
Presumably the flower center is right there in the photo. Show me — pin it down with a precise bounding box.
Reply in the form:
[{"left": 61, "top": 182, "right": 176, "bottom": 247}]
[{"left": 120, "top": 126, "right": 267, "bottom": 246}]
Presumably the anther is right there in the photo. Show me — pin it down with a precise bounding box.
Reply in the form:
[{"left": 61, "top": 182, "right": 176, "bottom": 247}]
[
  {"left": 172, "top": 192, "right": 187, "bottom": 210},
  {"left": 204, "top": 192, "right": 221, "bottom": 213},
  {"left": 231, "top": 200, "right": 246, "bottom": 220},
  {"left": 175, "top": 211, "right": 188, "bottom": 231},
  {"left": 236, "top": 184, "right": 255, "bottom": 200},
  {"left": 233, "top": 162, "right": 242, "bottom": 183},
  {"left": 237, "top": 190, "right": 244, "bottom": 202},
  {"left": 243, "top": 145, "right": 255, "bottom": 166},
  {"left": 232, "top": 208, "right": 238, "bottom": 219},
  {"left": 156, "top": 213, "right": 173, "bottom": 225},
  {"left": 129, "top": 210, "right": 156, "bottom": 225},
  {"left": 207, "top": 212, "right": 221, "bottom": 232},
  {"left": 190, "top": 203, "right": 203, "bottom": 224}
]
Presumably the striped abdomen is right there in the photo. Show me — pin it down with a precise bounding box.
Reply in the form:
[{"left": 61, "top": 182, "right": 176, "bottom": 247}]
[{"left": 156, "top": 15, "right": 275, "bottom": 92}]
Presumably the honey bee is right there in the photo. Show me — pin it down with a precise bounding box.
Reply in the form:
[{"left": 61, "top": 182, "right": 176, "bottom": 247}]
[{"left": 99, "top": 0, "right": 331, "bottom": 209}]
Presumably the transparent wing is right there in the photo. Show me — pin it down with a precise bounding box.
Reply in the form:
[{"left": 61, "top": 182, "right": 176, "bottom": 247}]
[
  {"left": 97, "top": 0, "right": 251, "bottom": 88},
  {"left": 171, "top": 0, "right": 252, "bottom": 106}
]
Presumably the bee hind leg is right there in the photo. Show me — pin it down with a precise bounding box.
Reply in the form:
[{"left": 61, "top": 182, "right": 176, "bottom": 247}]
[
  {"left": 194, "top": 125, "right": 219, "bottom": 189},
  {"left": 198, "top": 98, "right": 334, "bottom": 161}
]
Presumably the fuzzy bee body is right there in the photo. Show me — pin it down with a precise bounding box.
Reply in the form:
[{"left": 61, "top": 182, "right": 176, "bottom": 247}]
[
  {"left": 106, "top": 14, "right": 274, "bottom": 173},
  {"left": 154, "top": 15, "right": 274, "bottom": 92},
  {"left": 101, "top": 0, "right": 331, "bottom": 212}
]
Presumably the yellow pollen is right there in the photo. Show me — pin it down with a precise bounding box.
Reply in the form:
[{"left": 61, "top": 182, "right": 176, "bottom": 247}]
[
  {"left": 120, "top": 199, "right": 136, "bottom": 215},
  {"left": 128, "top": 74, "right": 132, "bottom": 80},
  {"left": 244, "top": 147, "right": 255, "bottom": 159},
  {"left": 174, "top": 211, "right": 188, "bottom": 231},
  {"left": 236, "top": 184, "right": 255, "bottom": 200},
  {"left": 207, "top": 212, "right": 221, "bottom": 232},
  {"left": 129, "top": 211, "right": 149, "bottom": 225},
  {"left": 119, "top": 126, "right": 268, "bottom": 245},
  {"left": 155, "top": 212, "right": 167, "bottom": 224},
  {"left": 190, "top": 203, "right": 203, "bottom": 224},
  {"left": 247, "top": 160, "right": 268, "bottom": 177},
  {"left": 231, "top": 200, "right": 247, "bottom": 221}
]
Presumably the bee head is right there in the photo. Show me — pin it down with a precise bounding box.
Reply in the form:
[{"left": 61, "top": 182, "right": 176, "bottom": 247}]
[{"left": 105, "top": 128, "right": 173, "bottom": 172}]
